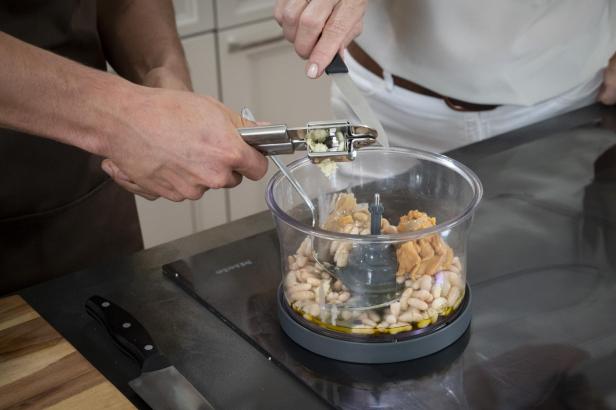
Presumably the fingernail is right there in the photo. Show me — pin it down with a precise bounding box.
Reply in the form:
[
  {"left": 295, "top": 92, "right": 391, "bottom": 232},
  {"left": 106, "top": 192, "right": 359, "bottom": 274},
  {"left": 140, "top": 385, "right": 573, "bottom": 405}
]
[
  {"left": 306, "top": 63, "right": 318, "bottom": 79},
  {"left": 101, "top": 161, "right": 112, "bottom": 175}
]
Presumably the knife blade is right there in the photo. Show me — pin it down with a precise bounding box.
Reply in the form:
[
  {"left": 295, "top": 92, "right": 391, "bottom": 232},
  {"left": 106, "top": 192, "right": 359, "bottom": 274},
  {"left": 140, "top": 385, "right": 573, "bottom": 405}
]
[
  {"left": 325, "top": 53, "right": 390, "bottom": 148},
  {"left": 86, "top": 295, "right": 214, "bottom": 410}
]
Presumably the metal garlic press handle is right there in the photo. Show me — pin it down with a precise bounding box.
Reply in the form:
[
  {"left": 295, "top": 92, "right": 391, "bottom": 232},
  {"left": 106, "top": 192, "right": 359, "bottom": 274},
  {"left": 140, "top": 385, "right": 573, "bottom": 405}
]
[{"left": 237, "top": 124, "right": 296, "bottom": 156}]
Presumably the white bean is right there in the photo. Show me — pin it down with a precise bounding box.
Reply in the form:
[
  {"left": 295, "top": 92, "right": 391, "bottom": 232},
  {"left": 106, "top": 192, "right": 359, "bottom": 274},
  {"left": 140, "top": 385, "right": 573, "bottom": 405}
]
[
  {"left": 327, "top": 292, "right": 339, "bottom": 303},
  {"left": 390, "top": 301, "right": 401, "bottom": 316},
  {"left": 332, "top": 280, "right": 343, "bottom": 291},
  {"left": 412, "top": 280, "right": 421, "bottom": 290},
  {"left": 419, "top": 275, "right": 432, "bottom": 291},
  {"left": 334, "top": 248, "right": 349, "bottom": 267},
  {"left": 413, "top": 289, "right": 434, "bottom": 303},
  {"left": 368, "top": 311, "right": 381, "bottom": 323},
  {"left": 385, "top": 314, "right": 397, "bottom": 324},
  {"left": 405, "top": 280, "right": 413, "bottom": 288},
  {"left": 399, "top": 309, "right": 423, "bottom": 323},
  {"left": 396, "top": 276, "right": 406, "bottom": 284},
  {"left": 290, "top": 290, "right": 314, "bottom": 302},
  {"left": 431, "top": 284, "right": 442, "bottom": 299},
  {"left": 285, "top": 270, "right": 298, "bottom": 287},
  {"left": 362, "top": 317, "right": 378, "bottom": 327},
  {"left": 288, "top": 283, "right": 311, "bottom": 293},
  {"left": 431, "top": 297, "right": 448, "bottom": 312},
  {"left": 306, "top": 277, "right": 321, "bottom": 287},
  {"left": 447, "top": 287, "right": 461, "bottom": 306},
  {"left": 400, "top": 288, "right": 414, "bottom": 311},
  {"left": 338, "top": 292, "right": 351, "bottom": 302},
  {"left": 408, "top": 298, "right": 428, "bottom": 311},
  {"left": 446, "top": 271, "right": 464, "bottom": 289},
  {"left": 377, "top": 321, "right": 389, "bottom": 329},
  {"left": 304, "top": 303, "right": 320, "bottom": 317},
  {"left": 441, "top": 278, "right": 451, "bottom": 297},
  {"left": 296, "top": 255, "right": 308, "bottom": 268},
  {"left": 299, "top": 238, "right": 313, "bottom": 257}
]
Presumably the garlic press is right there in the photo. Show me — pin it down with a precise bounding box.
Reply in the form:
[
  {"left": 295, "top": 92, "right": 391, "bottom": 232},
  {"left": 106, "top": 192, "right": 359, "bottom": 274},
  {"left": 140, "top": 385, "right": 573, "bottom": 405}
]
[{"left": 237, "top": 120, "right": 378, "bottom": 163}]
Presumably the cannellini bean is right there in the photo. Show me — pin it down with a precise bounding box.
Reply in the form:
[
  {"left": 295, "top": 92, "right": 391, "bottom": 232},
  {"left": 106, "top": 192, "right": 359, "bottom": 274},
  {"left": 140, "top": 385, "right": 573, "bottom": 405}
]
[
  {"left": 419, "top": 275, "right": 432, "bottom": 291},
  {"left": 350, "top": 226, "right": 360, "bottom": 235},
  {"left": 320, "top": 272, "right": 330, "bottom": 280},
  {"left": 330, "top": 240, "right": 340, "bottom": 254},
  {"left": 405, "top": 280, "right": 413, "bottom": 288},
  {"left": 385, "top": 314, "right": 397, "bottom": 324},
  {"left": 288, "top": 283, "right": 312, "bottom": 293},
  {"left": 441, "top": 278, "right": 451, "bottom": 297},
  {"left": 341, "top": 310, "right": 352, "bottom": 321},
  {"left": 399, "top": 309, "right": 423, "bottom": 323},
  {"left": 285, "top": 271, "right": 298, "bottom": 287},
  {"left": 333, "top": 280, "right": 343, "bottom": 291},
  {"left": 407, "top": 298, "right": 428, "bottom": 311},
  {"left": 360, "top": 228, "right": 370, "bottom": 235},
  {"left": 412, "top": 280, "right": 421, "bottom": 290},
  {"left": 296, "top": 255, "right": 308, "bottom": 268},
  {"left": 306, "top": 277, "right": 321, "bottom": 286},
  {"left": 368, "top": 311, "right": 381, "bottom": 323},
  {"left": 413, "top": 289, "right": 434, "bottom": 303},
  {"left": 431, "top": 284, "right": 442, "bottom": 299},
  {"left": 390, "top": 302, "right": 401, "bottom": 316},
  {"left": 338, "top": 292, "right": 351, "bottom": 302},
  {"left": 304, "top": 303, "right": 320, "bottom": 317},
  {"left": 288, "top": 255, "right": 296, "bottom": 266},
  {"left": 431, "top": 297, "right": 448, "bottom": 312},
  {"left": 290, "top": 290, "right": 314, "bottom": 302},
  {"left": 377, "top": 321, "right": 389, "bottom": 329},
  {"left": 447, "top": 287, "right": 461, "bottom": 306},
  {"left": 334, "top": 248, "right": 349, "bottom": 267},
  {"left": 447, "top": 271, "right": 464, "bottom": 289},
  {"left": 400, "top": 288, "right": 414, "bottom": 311},
  {"left": 297, "top": 238, "right": 310, "bottom": 257},
  {"left": 327, "top": 292, "right": 339, "bottom": 303},
  {"left": 362, "top": 317, "right": 378, "bottom": 327},
  {"left": 452, "top": 256, "right": 461, "bottom": 272},
  {"left": 396, "top": 276, "right": 406, "bottom": 284}
]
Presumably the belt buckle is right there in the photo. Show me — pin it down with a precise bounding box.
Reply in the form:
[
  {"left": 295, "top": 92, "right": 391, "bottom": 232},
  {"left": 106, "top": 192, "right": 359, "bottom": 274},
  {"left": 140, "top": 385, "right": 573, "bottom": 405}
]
[{"left": 444, "top": 97, "right": 470, "bottom": 112}]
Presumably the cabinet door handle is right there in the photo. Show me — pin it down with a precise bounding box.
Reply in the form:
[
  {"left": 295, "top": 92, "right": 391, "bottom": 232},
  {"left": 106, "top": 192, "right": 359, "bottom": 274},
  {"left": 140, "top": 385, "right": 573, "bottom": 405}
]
[{"left": 227, "top": 33, "right": 285, "bottom": 53}]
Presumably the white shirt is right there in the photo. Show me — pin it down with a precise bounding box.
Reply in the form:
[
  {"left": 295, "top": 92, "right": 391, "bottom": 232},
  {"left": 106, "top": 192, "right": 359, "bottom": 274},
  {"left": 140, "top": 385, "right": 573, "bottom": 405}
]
[{"left": 355, "top": 0, "right": 616, "bottom": 105}]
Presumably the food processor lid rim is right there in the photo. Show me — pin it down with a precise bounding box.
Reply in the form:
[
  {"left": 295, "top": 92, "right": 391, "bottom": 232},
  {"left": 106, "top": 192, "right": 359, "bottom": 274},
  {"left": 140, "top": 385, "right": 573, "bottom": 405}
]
[{"left": 265, "top": 146, "right": 483, "bottom": 243}]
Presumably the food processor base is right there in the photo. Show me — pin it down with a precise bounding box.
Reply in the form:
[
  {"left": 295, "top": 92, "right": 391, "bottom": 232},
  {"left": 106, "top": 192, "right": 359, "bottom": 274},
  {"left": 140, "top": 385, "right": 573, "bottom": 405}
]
[{"left": 277, "top": 284, "right": 472, "bottom": 364}]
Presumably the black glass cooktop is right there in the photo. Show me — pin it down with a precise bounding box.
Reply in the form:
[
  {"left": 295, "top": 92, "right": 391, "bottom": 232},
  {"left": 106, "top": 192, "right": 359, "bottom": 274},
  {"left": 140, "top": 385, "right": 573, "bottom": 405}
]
[{"left": 163, "top": 123, "right": 616, "bottom": 409}]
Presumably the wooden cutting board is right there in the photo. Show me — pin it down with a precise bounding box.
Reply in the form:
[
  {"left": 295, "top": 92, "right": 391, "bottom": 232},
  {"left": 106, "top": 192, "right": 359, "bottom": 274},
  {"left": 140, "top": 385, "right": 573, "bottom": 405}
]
[{"left": 0, "top": 295, "right": 135, "bottom": 409}]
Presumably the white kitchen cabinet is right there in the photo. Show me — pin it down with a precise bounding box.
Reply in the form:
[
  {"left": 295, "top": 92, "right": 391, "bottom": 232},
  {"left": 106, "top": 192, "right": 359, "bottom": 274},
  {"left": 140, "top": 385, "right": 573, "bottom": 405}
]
[
  {"left": 136, "top": 32, "right": 226, "bottom": 248},
  {"left": 173, "top": 0, "right": 215, "bottom": 36},
  {"left": 215, "top": 0, "right": 276, "bottom": 29},
  {"left": 218, "top": 19, "right": 333, "bottom": 220}
]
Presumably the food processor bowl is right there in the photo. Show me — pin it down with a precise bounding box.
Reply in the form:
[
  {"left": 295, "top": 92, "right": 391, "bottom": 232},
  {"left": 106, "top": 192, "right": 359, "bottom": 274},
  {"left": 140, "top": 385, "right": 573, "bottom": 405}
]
[{"left": 266, "top": 147, "right": 482, "bottom": 363}]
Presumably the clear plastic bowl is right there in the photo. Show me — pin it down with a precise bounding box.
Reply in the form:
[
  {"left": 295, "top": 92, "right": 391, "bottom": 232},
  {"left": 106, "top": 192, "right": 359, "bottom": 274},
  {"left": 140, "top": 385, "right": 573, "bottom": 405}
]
[{"left": 266, "top": 147, "right": 482, "bottom": 337}]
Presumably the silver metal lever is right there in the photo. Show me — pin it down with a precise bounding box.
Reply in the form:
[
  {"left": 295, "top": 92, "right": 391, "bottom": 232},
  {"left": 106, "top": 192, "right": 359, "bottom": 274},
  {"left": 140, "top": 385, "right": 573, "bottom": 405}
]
[{"left": 237, "top": 121, "right": 378, "bottom": 163}]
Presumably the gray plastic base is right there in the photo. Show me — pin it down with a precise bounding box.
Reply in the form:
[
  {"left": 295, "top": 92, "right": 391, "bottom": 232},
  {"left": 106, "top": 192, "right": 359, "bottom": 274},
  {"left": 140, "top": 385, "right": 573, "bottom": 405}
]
[{"left": 277, "top": 285, "right": 472, "bottom": 363}]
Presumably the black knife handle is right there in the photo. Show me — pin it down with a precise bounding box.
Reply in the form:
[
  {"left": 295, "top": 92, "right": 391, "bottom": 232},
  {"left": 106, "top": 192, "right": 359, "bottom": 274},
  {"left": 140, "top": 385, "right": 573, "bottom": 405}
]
[
  {"left": 325, "top": 53, "right": 349, "bottom": 75},
  {"left": 86, "top": 295, "right": 170, "bottom": 372}
]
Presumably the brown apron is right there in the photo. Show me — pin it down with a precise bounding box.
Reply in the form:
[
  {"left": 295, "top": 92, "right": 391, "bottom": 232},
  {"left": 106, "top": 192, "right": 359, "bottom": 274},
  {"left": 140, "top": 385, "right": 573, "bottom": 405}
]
[{"left": 0, "top": 0, "right": 143, "bottom": 295}]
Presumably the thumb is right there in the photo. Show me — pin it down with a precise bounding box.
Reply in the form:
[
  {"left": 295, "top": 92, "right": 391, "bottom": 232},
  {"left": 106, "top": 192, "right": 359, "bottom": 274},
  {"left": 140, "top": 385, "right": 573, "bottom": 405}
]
[{"left": 599, "top": 83, "right": 616, "bottom": 105}]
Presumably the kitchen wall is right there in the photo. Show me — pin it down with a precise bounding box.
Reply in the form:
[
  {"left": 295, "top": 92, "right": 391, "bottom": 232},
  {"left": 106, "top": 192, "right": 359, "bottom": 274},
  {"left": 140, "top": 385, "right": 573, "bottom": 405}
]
[{"left": 136, "top": 0, "right": 333, "bottom": 247}]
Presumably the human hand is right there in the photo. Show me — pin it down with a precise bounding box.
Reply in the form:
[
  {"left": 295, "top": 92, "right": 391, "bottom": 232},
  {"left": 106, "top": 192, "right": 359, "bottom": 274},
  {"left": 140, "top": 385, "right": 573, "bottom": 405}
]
[
  {"left": 274, "top": 0, "right": 367, "bottom": 79},
  {"left": 599, "top": 52, "right": 616, "bottom": 105},
  {"left": 101, "top": 87, "right": 268, "bottom": 202}
]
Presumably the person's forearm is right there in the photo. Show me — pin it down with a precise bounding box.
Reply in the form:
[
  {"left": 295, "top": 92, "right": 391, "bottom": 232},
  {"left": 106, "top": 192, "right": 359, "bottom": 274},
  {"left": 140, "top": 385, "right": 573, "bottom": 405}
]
[
  {"left": 97, "top": 0, "right": 192, "bottom": 90},
  {"left": 0, "top": 32, "right": 139, "bottom": 156}
]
